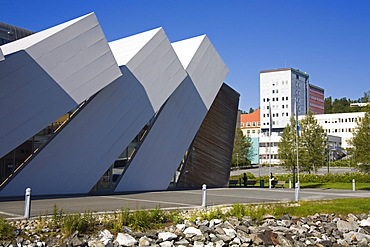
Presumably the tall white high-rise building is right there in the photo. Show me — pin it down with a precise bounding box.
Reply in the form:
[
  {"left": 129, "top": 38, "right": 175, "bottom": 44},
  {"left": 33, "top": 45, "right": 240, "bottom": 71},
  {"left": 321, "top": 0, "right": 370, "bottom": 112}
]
[
  {"left": 260, "top": 68, "right": 309, "bottom": 133},
  {"left": 259, "top": 68, "right": 310, "bottom": 164}
]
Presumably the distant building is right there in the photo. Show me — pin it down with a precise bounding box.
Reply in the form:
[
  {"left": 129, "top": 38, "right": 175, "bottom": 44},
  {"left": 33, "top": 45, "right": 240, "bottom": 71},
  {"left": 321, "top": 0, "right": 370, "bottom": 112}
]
[
  {"left": 309, "top": 84, "right": 325, "bottom": 114},
  {"left": 350, "top": 102, "right": 370, "bottom": 107},
  {"left": 240, "top": 109, "right": 260, "bottom": 136},
  {"left": 314, "top": 112, "right": 365, "bottom": 149},
  {"left": 240, "top": 109, "right": 260, "bottom": 164},
  {"left": 259, "top": 68, "right": 310, "bottom": 164},
  {"left": 259, "top": 68, "right": 325, "bottom": 164},
  {"left": 260, "top": 68, "right": 309, "bottom": 133}
]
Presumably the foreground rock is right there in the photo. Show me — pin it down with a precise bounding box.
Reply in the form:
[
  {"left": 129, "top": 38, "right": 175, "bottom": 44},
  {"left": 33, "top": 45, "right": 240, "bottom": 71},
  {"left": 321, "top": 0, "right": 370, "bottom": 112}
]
[{"left": 2, "top": 212, "right": 370, "bottom": 246}]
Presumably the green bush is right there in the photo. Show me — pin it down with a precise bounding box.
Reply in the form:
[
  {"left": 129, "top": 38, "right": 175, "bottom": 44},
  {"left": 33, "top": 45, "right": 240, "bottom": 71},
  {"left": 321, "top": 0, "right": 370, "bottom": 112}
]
[
  {"left": 108, "top": 206, "right": 172, "bottom": 232},
  {"left": 239, "top": 172, "right": 256, "bottom": 180},
  {"left": 256, "top": 172, "right": 370, "bottom": 183},
  {"left": 51, "top": 204, "right": 64, "bottom": 228},
  {"left": 199, "top": 207, "right": 226, "bottom": 221},
  {"left": 0, "top": 217, "right": 14, "bottom": 240},
  {"left": 61, "top": 210, "right": 97, "bottom": 235}
]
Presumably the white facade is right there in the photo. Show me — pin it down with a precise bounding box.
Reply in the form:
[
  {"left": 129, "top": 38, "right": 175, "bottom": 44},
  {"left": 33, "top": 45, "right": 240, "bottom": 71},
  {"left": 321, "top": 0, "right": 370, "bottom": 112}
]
[
  {"left": 258, "top": 112, "right": 364, "bottom": 165},
  {"left": 0, "top": 13, "right": 122, "bottom": 159},
  {"left": 259, "top": 68, "right": 309, "bottom": 164},
  {"left": 0, "top": 15, "right": 232, "bottom": 198},
  {"left": 115, "top": 35, "right": 228, "bottom": 192},
  {"left": 260, "top": 68, "right": 309, "bottom": 130},
  {"left": 313, "top": 112, "right": 365, "bottom": 149}
]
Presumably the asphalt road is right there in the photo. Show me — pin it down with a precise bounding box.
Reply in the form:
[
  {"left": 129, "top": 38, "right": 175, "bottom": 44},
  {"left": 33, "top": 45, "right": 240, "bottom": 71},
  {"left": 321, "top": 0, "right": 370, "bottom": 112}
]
[{"left": 1, "top": 187, "right": 369, "bottom": 220}]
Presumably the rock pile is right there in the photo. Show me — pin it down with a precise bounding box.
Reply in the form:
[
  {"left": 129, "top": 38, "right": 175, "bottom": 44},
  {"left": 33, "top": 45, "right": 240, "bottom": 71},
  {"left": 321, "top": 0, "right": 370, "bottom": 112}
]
[{"left": 2, "top": 213, "right": 370, "bottom": 246}]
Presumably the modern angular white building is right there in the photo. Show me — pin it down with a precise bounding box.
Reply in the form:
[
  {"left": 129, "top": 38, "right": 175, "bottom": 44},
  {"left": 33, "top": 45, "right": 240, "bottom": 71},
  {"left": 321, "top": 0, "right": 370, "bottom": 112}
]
[{"left": 0, "top": 14, "right": 239, "bottom": 198}]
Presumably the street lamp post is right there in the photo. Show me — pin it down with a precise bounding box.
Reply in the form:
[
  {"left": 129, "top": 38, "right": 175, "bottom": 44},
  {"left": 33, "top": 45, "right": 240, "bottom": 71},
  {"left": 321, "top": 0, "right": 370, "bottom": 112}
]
[{"left": 236, "top": 153, "right": 239, "bottom": 169}]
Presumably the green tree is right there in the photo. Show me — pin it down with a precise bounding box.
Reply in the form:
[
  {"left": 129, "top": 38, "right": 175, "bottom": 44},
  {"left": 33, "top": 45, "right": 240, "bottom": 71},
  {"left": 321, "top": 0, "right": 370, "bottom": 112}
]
[
  {"left": 278, "top": 112, "right": 327, "bottom": 177},
  {"left": 299, "top": 110, "right": 328, "bottom": 173},
  {"left": 349, "top": 109, "right": 370, "bottom": 172},
  {"left": 278, "top": 116, "right": 301, "bottom": 179},
  {"left": 248, "top": 107, "right": 255, "bottom": 114},
  {"left": 332, "top": 97, "right": 351, "bottom": 113},
  {"left": 324, "top": 96, "right": 333, "bottom": 114},
  {"left": 232, "top": 128, "right": 252, "bottom": 168}
]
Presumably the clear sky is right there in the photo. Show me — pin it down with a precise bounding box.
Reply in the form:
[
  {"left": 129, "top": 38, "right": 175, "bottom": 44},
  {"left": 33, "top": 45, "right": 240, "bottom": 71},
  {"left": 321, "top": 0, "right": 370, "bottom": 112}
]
[{"left": 2, "top": 1, "right": 369, "bottom": 111}]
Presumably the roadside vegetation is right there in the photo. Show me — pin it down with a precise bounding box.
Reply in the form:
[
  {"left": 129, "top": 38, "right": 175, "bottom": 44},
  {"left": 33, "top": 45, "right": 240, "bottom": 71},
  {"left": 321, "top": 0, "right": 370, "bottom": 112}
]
[
  {"left": 1, "top": 197, "right": 370, "bottom": 241},
  {"left": 230, "top": 171, "right": 370, "bottom": 189}
]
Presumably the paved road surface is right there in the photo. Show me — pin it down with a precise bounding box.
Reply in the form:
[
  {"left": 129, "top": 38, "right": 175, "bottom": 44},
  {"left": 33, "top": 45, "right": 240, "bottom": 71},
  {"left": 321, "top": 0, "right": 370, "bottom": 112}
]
[{"left": 1, "top": 188, "right": 369, "bottom": 220}]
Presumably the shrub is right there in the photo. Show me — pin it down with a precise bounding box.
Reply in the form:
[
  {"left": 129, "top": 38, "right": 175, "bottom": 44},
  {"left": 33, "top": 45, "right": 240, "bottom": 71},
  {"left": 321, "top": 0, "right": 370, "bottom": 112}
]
[
  {"left": 199, "top": 207, "right": 226, "bottom": 221},
  {"left": 256, "top": 172, "right": 370, "bottom": 183},
  {"left": 0, "top": 217, "right": 14, "bottom": 240},
  {"left": 61, "top": 210, "right": 97, "bottom": 235},
  {"left": 51, "top": 204, "right": 64, "bottom": 228}
]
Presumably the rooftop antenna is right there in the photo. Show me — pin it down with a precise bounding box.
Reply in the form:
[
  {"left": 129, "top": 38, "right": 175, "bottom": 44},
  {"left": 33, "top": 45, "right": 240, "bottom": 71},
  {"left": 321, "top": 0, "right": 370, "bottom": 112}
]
[{"left": 284, "top": 59, "right": 287, "bottom": 68}]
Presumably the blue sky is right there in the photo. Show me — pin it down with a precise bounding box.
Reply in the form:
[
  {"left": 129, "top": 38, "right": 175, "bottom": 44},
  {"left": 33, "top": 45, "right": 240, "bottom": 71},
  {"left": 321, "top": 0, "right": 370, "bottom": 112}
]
[{"left": 2, "top": 1, "right": 369, "bottom": 111}]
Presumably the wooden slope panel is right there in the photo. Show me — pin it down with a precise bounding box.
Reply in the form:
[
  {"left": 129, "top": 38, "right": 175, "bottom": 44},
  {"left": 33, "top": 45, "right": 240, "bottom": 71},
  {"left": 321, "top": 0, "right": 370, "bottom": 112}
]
[{"left": 177, "top": 83, "right": 240, "bottom": 188}]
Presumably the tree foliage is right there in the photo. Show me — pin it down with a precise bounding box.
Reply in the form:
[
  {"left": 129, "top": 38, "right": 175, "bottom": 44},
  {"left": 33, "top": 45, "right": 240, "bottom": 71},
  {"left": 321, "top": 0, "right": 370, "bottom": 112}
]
[
  {"left": 232, "top": 128, "right": 252, "bottom": 168},
  {"left": 278, "top": 116, "right": 301, "bottom": 175},
  {"left": 349, "top": 109, "right": 370, "bottom": 172},
  {"left": 325, "top": 90, "right": 370, "bottom": 114},
  {"left": 299, "top": 110, "right": 328, "bottom": 173},
  {"left": 278, "top": 111, "right": 327, "bottom": 176}
]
